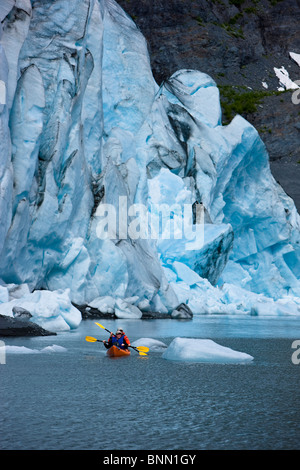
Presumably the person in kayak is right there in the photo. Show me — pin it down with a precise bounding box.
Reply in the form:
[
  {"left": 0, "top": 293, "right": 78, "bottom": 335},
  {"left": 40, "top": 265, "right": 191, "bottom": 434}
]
[{"left": 103, "top": 328, "right": 131, "bottom": 350}]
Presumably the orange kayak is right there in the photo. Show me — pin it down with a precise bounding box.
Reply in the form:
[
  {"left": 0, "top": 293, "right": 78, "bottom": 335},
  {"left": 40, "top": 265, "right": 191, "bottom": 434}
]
[{"left": 106, "top": 345, "right": 131, "bottom": 358}]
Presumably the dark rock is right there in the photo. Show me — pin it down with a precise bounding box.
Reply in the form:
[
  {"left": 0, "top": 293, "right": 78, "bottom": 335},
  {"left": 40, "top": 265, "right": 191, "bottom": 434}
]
[
  {"left": 0, "top": 314, "right": 56, "bottom": 337},
  {"left": 141, "top": 311, "right": 171, "bottom": 319},
  {"left": 171, "top": 303, "right": 193, "bottom": 319},
  {"left": 74, "top": 303, "right": 173, "bottom": 319},
  {"left": 12, "top": 306, "right": 32, "bottom": 319},
  {"left": 73, "top": 303, "right": 116, "bottom": 319}
]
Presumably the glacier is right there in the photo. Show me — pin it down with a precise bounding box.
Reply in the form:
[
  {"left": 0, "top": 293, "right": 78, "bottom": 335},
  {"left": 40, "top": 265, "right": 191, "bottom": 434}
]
[{"left": 0, "top": 0, "right": 300, "bottom": 331}]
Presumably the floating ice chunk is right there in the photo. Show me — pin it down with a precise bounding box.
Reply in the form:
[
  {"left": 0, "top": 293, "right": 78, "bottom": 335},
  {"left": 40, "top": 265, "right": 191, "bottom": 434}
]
[
  {"left": 131, "top": 338, "right": 167, "bottom": 352},
  {"left": 2, "top": 344, "right": 67, "bottom": 354},
  {"left": 162, "top": 337, "right": 253, "bottom": 363},
  {"left": 41, "top": 345, "right": 67, "bottom": 353},
  {"left": 2, "top": 345, "right": 40, "bottom": 354}
]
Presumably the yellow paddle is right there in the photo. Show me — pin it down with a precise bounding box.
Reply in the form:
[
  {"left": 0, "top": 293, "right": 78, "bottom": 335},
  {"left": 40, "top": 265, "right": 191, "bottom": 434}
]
[
  {"left": 86, "top": 336, "right": 105, "bottom": 343},
  {"left": 86, "top": 334, "right": 148, "bottom": 356}
]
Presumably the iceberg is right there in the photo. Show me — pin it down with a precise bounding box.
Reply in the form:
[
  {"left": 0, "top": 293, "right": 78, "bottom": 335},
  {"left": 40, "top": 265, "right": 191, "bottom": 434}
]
[
  {"left": 162, "top": 337, "right": 254, "bottom": 363},
  {"left": 0, "top": 0, "right": 299, "bottom": 329},
  {"left": 131, "top": 338, "right": 168, "bottom": 352}
]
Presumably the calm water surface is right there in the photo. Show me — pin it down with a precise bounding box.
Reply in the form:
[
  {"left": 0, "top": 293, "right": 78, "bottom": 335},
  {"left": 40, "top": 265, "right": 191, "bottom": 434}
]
[{"left": 1, "top": 315, "right": 300, "bottom": 450}]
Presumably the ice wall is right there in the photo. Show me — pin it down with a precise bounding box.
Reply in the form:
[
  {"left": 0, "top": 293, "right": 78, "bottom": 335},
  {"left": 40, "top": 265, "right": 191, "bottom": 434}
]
[{"left": 0, "top": 0, "right": 299, "bottom": 324}]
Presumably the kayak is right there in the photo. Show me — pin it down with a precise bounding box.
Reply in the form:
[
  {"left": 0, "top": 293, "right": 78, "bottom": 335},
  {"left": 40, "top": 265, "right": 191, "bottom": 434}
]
[{"left": 106, "top": 345, "right": 131, "bottom": 358}]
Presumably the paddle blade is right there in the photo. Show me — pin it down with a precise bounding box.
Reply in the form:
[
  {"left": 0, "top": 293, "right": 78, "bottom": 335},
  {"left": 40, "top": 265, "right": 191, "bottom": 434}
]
[
  {"left": 95, "top": 322, "right": 111, "bottom": 334},
  {"left": 85, "top": 336, "right": 98, "bottom": 343},
  {"left": 135, "top": 346, "right": 149, "bottom": 352},
  {"left": 138, "top": 351, "right": 148, "bottom": 356}
]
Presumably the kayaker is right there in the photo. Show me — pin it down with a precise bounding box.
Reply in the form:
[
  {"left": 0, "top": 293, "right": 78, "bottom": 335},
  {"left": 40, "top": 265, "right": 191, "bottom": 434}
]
[{"left": 103, "top": 328, "right": 131, "bottom": 350}]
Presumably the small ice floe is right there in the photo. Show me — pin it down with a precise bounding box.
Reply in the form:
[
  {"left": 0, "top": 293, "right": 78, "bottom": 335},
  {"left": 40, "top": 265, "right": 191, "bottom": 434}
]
[
  {"left": 1, "top": 344, "right": 67, "bottom": 354},
  {"left": 41, "top": 345, "right": 67, "bottom": 353},
  {"left": 1, "top": 345, "right": 40, "bottom": 354},
  {"left": 274, "top": 66, "right": 299, "bottom": 90},
  {"left": 131, "top": 338, "right": 168, "bottom": 352},
  {"left": 162, "top": 337, "right": 253, "bottom": 363}
]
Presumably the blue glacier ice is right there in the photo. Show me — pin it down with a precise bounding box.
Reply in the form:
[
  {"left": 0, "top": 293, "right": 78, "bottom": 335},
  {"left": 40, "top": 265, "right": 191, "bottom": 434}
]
[{"left": 0, "top": 0, "right": 299, "bottom": 331}]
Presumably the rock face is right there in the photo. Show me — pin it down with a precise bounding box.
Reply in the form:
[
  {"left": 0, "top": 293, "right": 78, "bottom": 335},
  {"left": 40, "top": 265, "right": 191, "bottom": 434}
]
[
  {"left": 171, "top": 303, "right": 193, "bottom": 319},
  {"left": 117, "top": 0, "right": 300, "bottom": 210},
  {"left": 0, "top": 314, "right": 56, "bottom": 337},
  {"left": 12, "top": 306, "right": 32, "bottom": 319}
]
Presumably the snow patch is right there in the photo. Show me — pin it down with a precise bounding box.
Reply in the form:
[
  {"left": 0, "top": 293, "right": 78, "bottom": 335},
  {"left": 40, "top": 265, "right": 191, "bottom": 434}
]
[{"left": 274, "top": 66, "right": 299, "bottom": 90}]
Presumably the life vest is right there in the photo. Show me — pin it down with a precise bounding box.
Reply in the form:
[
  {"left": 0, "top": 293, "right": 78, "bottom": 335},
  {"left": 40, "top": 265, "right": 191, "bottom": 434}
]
[{"left": 111, "top": 334, "right": 130, "bottom": 350}]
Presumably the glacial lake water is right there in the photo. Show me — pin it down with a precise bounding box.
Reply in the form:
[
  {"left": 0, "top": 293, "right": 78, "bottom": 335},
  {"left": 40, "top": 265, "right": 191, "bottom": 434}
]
[{"left": 1, "top": 315, "right": 300, "bottom": 450}]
